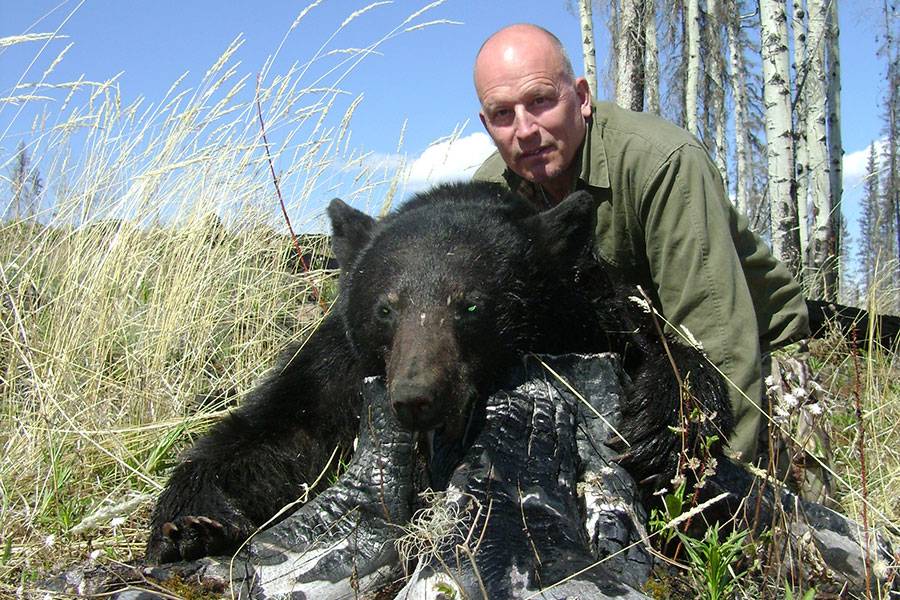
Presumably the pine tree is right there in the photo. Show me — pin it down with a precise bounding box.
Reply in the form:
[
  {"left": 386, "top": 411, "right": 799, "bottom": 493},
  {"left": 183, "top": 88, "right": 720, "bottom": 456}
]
[
  {"left": 858, "top": 143, "right": 881, "bottom": 294},
  {"left": 6, "top": 141, "right": 43, "bottom": 221}
]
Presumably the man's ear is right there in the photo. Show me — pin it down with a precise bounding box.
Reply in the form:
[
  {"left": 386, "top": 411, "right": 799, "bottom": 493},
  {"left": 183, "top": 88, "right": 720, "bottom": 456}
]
[
  {"left": 574, "top": 77, "right": 593, "bottom": 118},
  {"left": 523, "top": 191, "right": 596, "bottom": 262},
  {"left": 327, "top": 198, "right": 375, "bottom": 268}
]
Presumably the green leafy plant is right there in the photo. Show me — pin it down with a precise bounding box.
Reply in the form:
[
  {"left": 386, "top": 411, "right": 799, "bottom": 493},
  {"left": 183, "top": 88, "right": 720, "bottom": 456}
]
[{"left": 649, "top": 484, "right": 751, "bottom": 600}]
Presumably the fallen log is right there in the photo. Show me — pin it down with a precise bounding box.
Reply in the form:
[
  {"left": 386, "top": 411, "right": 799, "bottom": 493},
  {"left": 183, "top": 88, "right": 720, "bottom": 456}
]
[{"left": 38, "top": 354, "right": 899, "bottom": 599}]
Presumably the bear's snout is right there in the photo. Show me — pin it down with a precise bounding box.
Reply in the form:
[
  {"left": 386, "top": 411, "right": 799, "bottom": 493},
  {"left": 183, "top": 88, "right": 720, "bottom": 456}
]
[{"left": 386, "top": 313, "right": 460, "bottom": 431}]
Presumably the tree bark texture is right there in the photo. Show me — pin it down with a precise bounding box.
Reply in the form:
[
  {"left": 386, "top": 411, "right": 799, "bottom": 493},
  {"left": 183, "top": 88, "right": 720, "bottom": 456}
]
[
  {"left": 706, "top": 0, "right": 729, "bottom": 189},
  {"left": 826, "top": 0, "right": 843, "bottom": 286},
  {"left": 726, "top": 0, "right": 751, "bottom": 217},
  {"left": 792, "top": 0, "right": 810, "bottom": 270},
  {"left": 644, "top": 0, "right": 660, "bottom": 114},
  {"left": 684, "top": 0, "right": 701, "bottom": 134},
  {"left": 760, "top": 0, "right": 801, "bottom": 279},
  {"left": 616, "top": 0, "right": 648, "bottom": 111},
  {"left": 579, "top": 0, "right": 599, "bottom": 97},
  {"left": 806, "top": 0, "right": 836, "bottom": 300}
]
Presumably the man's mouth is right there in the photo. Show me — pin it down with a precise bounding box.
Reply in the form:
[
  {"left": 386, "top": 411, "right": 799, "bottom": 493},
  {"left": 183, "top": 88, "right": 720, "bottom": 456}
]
[{"left": 519, "top": 146, "right": 551, "bottom": 160}]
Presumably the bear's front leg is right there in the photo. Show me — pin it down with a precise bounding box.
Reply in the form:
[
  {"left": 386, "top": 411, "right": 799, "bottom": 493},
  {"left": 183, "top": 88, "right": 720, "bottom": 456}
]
[{"left": 146, "top": 313, "right": 364, "bottom": 563}]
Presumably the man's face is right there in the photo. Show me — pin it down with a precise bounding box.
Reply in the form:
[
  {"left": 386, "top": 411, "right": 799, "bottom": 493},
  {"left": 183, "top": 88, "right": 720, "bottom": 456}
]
[{"left": 475, "top": 40, "right": 591, "bottom": 186}]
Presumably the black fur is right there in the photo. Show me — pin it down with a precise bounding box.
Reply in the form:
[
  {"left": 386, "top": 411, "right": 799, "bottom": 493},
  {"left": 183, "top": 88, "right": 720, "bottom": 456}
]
[{"left": 146, "top": 181, "right": 733, "bottom": 563}]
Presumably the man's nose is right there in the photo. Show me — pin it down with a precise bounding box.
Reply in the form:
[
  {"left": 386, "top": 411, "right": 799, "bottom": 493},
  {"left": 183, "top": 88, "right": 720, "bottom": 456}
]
[{"left": 513, "top": 105, "right": 539, "bottom": 140}]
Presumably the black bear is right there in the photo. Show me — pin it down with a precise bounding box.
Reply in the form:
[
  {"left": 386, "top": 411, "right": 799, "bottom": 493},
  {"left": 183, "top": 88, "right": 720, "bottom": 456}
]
[{"left": 146, "top": 181, "right": 732, "bottom": 563}]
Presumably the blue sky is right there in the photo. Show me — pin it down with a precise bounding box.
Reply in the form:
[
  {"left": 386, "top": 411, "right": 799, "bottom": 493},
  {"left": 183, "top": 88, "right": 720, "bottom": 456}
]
[{"left": 0, "top": 0, "right": 892, "bottom": 233}]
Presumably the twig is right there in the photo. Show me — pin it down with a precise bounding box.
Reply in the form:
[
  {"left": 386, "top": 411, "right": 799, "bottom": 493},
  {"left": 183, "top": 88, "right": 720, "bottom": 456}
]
[
  {"left": 254, "top": 73, "right": 327, "bottom": 312},
  {"left": 849, "top": 327, "right": 873, "bottom": 598}
]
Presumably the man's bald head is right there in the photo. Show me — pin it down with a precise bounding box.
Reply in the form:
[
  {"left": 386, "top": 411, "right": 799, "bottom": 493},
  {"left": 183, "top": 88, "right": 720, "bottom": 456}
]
[
  {"left": 474, "top": 24, "right": 575, "bottom": 98},
  {"left": 472, "top": 24, "right": 592, "bottom": 202}
]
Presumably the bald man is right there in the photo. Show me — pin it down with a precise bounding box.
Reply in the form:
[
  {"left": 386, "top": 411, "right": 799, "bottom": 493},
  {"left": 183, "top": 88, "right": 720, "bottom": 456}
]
[{"left": 472, "top": 24, "right": 810, "bottom": 466}]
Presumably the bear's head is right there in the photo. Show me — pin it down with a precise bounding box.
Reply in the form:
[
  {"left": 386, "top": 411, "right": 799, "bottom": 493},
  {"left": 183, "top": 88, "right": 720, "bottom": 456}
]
[{"left": 327, "top": 182, "right": 596, "bottom": 435}]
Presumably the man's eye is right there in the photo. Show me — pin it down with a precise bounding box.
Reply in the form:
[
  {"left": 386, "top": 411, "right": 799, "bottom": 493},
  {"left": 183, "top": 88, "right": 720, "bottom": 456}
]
[{"left": 491, "top": 109, "right": 512, "bottom": 122}]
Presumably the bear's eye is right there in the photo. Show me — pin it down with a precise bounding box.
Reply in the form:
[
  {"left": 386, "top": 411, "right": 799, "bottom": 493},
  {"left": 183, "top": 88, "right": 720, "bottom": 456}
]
[
  {"left": 376, "top": 304, "right": 392, "bottom": 319},
  {"left": 466, "top": 304, "right": 477, "bottom": 313}
]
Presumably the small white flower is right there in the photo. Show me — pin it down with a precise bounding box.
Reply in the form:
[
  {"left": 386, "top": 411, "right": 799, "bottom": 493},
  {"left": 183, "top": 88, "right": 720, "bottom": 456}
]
[
  {"left": 783, "top": 392, "right": 799, "bottom": 409},
  {"left": 43, "top": 534, "right": 55, "bottom": 548},
  {"left": 680, "top": 325, "right": 703, "bottom": 350},
  {"left": 628, "top": 295, "right": 651, "bottom": 313},
  {"left": 89, "top": 549, "right": 102, "bottom": 561},
  {"left": 764, "top": 375, "right": 776, "bottom": 387},
  {"left": 807, "top": 403, "right": 823, "bottom": 416},
  {"left": 109, "top": 517, "right": 125, "bottom": 528}
]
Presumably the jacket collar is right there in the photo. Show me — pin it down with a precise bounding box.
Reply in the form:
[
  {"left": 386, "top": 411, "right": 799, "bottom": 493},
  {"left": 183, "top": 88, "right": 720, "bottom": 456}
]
[{"left": 501, "top": 102, "right": 611, "bottom": 197}]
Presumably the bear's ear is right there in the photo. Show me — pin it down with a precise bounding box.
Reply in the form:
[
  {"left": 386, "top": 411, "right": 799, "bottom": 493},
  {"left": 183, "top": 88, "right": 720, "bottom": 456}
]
[
  {"left": 524, "top": 190, "right": 596, "bottom": 261},
  {"left": 327, "top": 198, "right": 376, "bottom": 268}
]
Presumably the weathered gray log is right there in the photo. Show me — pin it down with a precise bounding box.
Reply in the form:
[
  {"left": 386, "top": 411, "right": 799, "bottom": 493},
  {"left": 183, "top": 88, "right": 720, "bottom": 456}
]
[
  {"left": 395, "top": 354, "right": 652, "bottom": 599},
  {"left": 37, "top": 354, "right": 899, "bottom": 599},
  {"left": 39, "top": 376, "right": 416, "bottom": 599},
  {"left": 700, "top": 457, "right": 900, "bottom": 597}
]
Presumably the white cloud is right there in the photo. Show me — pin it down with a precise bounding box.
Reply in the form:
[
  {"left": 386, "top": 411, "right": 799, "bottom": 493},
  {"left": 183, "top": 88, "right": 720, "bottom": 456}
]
[
  {"left": 843, "top": 139, "right": 886, "bottom": 190},
  {"left": 402, "top": 132, "right": 497, "bottom": 193}
]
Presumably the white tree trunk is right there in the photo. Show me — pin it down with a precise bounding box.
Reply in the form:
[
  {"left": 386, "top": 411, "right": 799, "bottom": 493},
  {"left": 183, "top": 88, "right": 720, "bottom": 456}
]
[
  {"left": 827, "top": 0, "right": 843, "bottom": 286},
  {"left": 806, "top": 0, "right": 835, "bottom": 299},
  {"left": 685, "top": 0, "right": 701, "bottom": 134},
  {"left": 792, "top": 0, "right": 810, "bottom": 270},
  {"left": 706, "top": 0, "right": 729, "bottom": 189},
  {"left": 726, "top": 0, "right": 750, "bottom": 216},
  {"left": 644, "top": 0, "right": 660, "bottom": 114},
  {"left": 760, "top": 0, "right": 801, "bottom": 278},
  {"left": 616, "top": 0, "right": 647, "bottom": 111},
  {"left": 579, "top": 0, "right": 599, "bottom": 97}
]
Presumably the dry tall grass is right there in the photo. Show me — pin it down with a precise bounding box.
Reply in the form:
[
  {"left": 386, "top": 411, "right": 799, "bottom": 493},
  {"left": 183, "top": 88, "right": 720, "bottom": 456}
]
[
  {"left": 1, "top": 2, "right": 898, "bottom": 597},
  {"left": 0, "top": 2, "right": 453, "bottom": 591}
]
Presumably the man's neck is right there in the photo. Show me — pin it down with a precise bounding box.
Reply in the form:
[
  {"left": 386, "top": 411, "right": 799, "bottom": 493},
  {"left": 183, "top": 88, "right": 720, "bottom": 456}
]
[{"left": 540, "top": 163, "right": 578, "bottom": 205}]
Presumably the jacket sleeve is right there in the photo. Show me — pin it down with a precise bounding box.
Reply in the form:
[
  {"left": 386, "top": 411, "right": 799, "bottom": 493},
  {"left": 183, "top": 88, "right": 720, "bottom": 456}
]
[{"left": 635, "top": 144, "right": 803, "bottom": 461}]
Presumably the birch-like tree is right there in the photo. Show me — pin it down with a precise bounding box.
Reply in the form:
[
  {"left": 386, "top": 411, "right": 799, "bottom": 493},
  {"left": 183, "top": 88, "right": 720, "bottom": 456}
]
[
  {"left": 805, "top": 0, "right": 835, "bottom": 300},
  {"left": 645, "top": 0, "right": 660, "bottom": 113},
  {"left": 579, "top": 0, "right": 599, "bottom": 96},
  {"left": 706, "top": 0, "right": 729, "bottom": 187},
  {"left": 616, "top": 0, "right": 647, "bottom": 111},
  {"left": 760, "top": 0, "right": 801, "bottom": 278},
  {"left": 791, "top": 0, "right": 810, "bottom": 267},
  {"left": 726, "top": 0, "right": 752, "bottom": 217},
  {"left": 826, "top": 0, "right": 843, "bottom": 276},
  {"left": 883, "top": 1, "right": 900, "bottom": 289},
  {"left": 684, "top": 0, "right": 701, "bottom": 135}
]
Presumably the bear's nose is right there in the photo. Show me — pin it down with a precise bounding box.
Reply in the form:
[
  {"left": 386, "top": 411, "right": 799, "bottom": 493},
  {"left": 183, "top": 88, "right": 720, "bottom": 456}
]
[{"left": 390, "top": 383, "right": 436, "bottom": 429}]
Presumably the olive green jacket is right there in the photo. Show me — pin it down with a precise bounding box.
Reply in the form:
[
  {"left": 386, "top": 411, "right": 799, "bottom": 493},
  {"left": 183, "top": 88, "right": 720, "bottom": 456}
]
[{"left": 473, "top": 101, "right": 810, "bottom": 460}]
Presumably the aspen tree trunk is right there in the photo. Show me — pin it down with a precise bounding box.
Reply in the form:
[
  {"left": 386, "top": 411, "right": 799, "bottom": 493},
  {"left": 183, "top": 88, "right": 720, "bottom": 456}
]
[
  {"left": 792, "top": 0, "right": 810, "bottom": 270},
  {"left": 579, "top": 0, "right": 599, "bottom": 97},
  {"left": 645, "top": 0, "right": 660, "bottom": 114},
  {"left": 884, "top": 1, "right": 900, "bottom": 305},
  {"left": 726, "top": 0, "right": 751, "bottom": 216},
  {"left": 826, "top": 0, "right": 843, "bottom": 291},
  {"left": 806, "top": 0, "right": 835, "bottom": 300},
  {"left": 616, "top": 0, "right": 647, "bottom": 111},
  {"left": 684, "top": 0, "right": 701, "bottom": 135},
  {"left": 706, "top": 0, "right": 729, "bottom": 189},
  {"left": 760, "top": 0, "right": 801, "bottom": 279}
]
